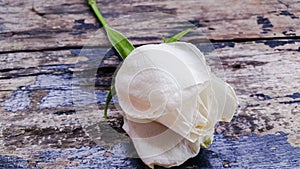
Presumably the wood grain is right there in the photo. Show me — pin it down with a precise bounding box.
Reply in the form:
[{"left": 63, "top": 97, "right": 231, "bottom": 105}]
[
  {"left": 0, "top": 0, "right": 299, "bottom": 168},
  {"left": 1, "top": 0, "right": 300, "bottom": 52},
  {"left": 0, "top": 40, "right": 299, "bottom": 148}
]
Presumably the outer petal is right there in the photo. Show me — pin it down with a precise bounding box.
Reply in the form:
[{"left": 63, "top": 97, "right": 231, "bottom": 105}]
[
  {"left": 115, "top": 43, "right": 201, "bottom": 120},
  {"left": 163, "top": 42, "right": 210, "bottom": 86},
  {"left": 197, "top": 74, "right": 238, "bottom": 131},
  {"left": 123, "top": 118, "right": 203, "bottom": 168},
  {"left": 157, "top": 83, "right": 209, "bottom": 142},
  {"left": 210, "top": 74, "right": 239, "bottom": 122},
  {"left": 115, "top": 42, "right": 211, "bottom": 141},
  {"left": 115, "top": 42, "right": 239, "bottom": 168}
]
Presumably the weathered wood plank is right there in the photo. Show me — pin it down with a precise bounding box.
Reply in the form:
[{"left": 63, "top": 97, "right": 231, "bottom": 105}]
[
  {"left": 0, "top": 40, "right": 299, "bottom": 153},
  {"left": 1, "top": 132, "right": 299, "bottom": 169},
  {"left": 0, "top": 1, "right": 299, "bottom": 168},
  {"left": 1, "top": 0, "right": 300, "bottom": 52}
]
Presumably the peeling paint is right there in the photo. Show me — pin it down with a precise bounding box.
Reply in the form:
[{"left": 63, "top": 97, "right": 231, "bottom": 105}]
[
  {"left": 286, "top": 92, "right": 300, "bottom": 99},
  {"left": 35, "top": 146, "right": 142, "bottom": 169},
  {"left": 256, "top": 39, "right": 300, "bottom": 48},
  {"left": 40, "top": 89, "right": 107, "bottom": 109},
  {"left": 278, "top": 11, "right": 299, "bottom": 19},
  {"left": 3, "top": 132, "right": 295, "bottom": 168},
  {"left": 188, "top": 19, "right": 207, "bottom": 27},
  {"left": 30, "top": 74, "right": 73, "bottom": 90},
  {"left": 72, "top": 19, "right": 100, "bottom": 30},
  {"left": 257, "top": 16, "right": 273, "bottom": 34},
  {"left": 0, "top": 155, "right": 29, "bottom": 169},
  {"left": 250, "top": 93, "right": 271, "bottom": 100},
  {"left": 278, "top": 100, "right": 300, "bottom": 104},
  {"left": 282, "top": 30, "right": 296, "bottom": 36},
  {"left": 213, "top": 42, "right": 235, "bottom": 49},
  {"left": 53, "top": 109, "right": 76, "bottom": 116},
  {"left": 0, "top": 90, "right": 31, "bottom": 112}
]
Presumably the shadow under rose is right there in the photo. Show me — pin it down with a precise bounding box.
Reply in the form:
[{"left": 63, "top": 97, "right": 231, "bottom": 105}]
[{"left": 164, "top": 148, "right": 213, "bottom": 169}]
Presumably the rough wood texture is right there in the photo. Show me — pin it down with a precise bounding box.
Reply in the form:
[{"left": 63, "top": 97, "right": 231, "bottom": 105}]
[
  {"left": 0, "top": 0, "right": 299, "bottom": 168},
  {"left": 1, "top": 0, "right": 300, "bottom": 52}
]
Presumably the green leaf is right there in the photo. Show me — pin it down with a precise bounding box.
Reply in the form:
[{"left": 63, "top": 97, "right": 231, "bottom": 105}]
[
  {"left": 87, "top": 0, "right": 135, "bottom": 119},
  {"left": 165, "top": 28, "right": 193, "bottom": 43},
  {"left": 105, "top": 27, "right": 135, "bottom": 60}
]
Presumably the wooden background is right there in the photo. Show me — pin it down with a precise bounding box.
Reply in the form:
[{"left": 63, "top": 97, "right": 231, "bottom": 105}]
[{"left": 0, "top": 0, "right": 299, "bottom": 168}]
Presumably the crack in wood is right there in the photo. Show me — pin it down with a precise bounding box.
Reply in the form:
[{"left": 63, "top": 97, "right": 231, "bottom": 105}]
[{"left": 0, "top": 37, "right": 299, "bottom": 54}]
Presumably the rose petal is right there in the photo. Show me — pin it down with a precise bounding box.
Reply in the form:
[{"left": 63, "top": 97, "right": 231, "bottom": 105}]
[
  {"left": 210, "top": 74, "right": 238, "bottom": 122},
  {"left": 115, "top": 42, "right": 239, "bottom": 168},
  {"left": 123, "top": 118, "right": 202, "bottom": 169}
]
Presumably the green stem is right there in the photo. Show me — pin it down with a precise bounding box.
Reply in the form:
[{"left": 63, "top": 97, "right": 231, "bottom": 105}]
[
  {"left": 103, "top": 90, "right": 112, "bottom": 120},
  {"left": 103, "top": 86, "right": 115, "bottom": 120},
  {"left": 87, "top": 0, "right": 108, "bottom": 27}
]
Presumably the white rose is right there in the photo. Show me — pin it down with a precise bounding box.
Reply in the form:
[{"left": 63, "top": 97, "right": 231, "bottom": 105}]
[{"left": 115, "top": 42, "right": 238, "bottom": 168}]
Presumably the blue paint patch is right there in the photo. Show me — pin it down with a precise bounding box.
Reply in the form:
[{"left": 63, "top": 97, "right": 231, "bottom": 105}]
[
  {"left": 195, "top": 42, "right": 235, "bottom": 53},
  {"left": 257, "top": 16, "right": 273, "bottom": 34},
  {"left": 264, "top": 40, "right": 296, "bottom": 48},
  {"left": 0, "top": 155, "right": 29, "bottom": 169},
  {"left": 95, "top": 91, "right": 109, "bottom": 105},
  {"left": 31, "top": 132, "right": 299, "bottom": 168},
  {"left": 282, "top": 31, "right": 296, "bottom": 36},
  {"left": 194, "top": 132, "right": 300, "bottom": 168},
  {"left": 1, "top": 48, "right": 117, "bottom": 111},
  {"left": 72, "top": 19, "right": 100, "bottom": 30},
  {"left": 38, "top": 149, "right": 63, "bottom": 162},
  {"left": 196, "top": 43, "right": 215, "bottom": 53},
  {"left": 72, "top": 89, "right": 108, "bottom": 106},
  {"left": 53, "top": 109, "right": 76, "bottom": 115},
  {"left": 36, "top": 146, "right": 143, "bottom": 169},
  {"left": 40, "top": 90, "right": 74, "bottom": 109},
  {"left": 71, "top": 19, "right": 100, "bottom": 35},
  {"left": 286, "top": 92, "right": 300, "bottom": 99},
  {"left": 40, "top": 89, "right": 108, "bottom": 109},
  {"left": 33, "top": 74, "right": 87, "bottom": 109},
  {"left": 256, "top": 39, "right": 300, "bottom": 48},
  {"left": 213, "top": 42, "right": 235, "bottom": 49},
  {"left": 74, "top": 19, "right": 85, "bottom": 24},
  {"left": 246, "top": 104, "right": 260, "bottom": 108},
  {"left": 0, "top": 90, "right": 31, "bottom": 112},
  {"left": 188, "top": 19, "right": 207, "bottom": 27},
  {"left": 279, "top": 100, "right": 300, "bottom": 105},
  {"left": 250, "top": 93, "right": 271, "bottom": 100},
  {"left": 279, "top": 11, "right": 299, "bottom": 19},
  {"left": 69, "top": 31, "right": 87, "bottom": 35},
  {"left": 29, "top": 74, "right": 73, "bottom": 90},
  {"left": 70, "top": 49, "right": 81, "bottom": 56},
  {"left": 257, "top": 16, "right": 273, "bottom": 27},
  {"left": 40, "top": 64, "right": 74, "bottom": 73},
  {"left": 28, "top": 52, "right": 112, "bottom": 109}
]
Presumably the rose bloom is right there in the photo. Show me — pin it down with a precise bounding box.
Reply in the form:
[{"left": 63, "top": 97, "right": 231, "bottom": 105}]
[{"left": 115, "top": 42, "right": 238, "bottom": 168}]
